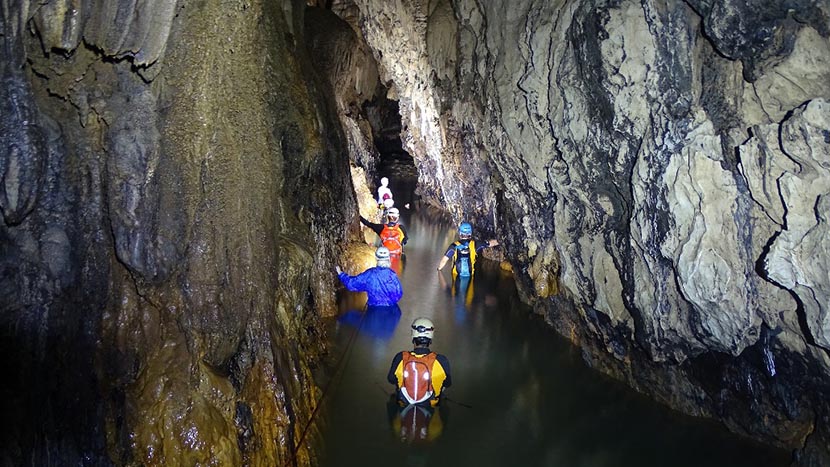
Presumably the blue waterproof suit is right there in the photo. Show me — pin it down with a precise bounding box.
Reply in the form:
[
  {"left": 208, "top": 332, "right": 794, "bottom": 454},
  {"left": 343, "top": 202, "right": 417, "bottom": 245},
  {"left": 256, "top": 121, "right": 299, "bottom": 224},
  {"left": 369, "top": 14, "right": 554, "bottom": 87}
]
[{"left": 338, "top": 266, "right": 403, "bottom": 306}]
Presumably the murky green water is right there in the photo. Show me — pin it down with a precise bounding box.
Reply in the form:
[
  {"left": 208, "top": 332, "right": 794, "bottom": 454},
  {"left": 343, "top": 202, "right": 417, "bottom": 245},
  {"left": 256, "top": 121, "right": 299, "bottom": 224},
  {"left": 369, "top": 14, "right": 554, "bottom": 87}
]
[{"left": 317, "top": 206, "right": 789, "bottom": 467}]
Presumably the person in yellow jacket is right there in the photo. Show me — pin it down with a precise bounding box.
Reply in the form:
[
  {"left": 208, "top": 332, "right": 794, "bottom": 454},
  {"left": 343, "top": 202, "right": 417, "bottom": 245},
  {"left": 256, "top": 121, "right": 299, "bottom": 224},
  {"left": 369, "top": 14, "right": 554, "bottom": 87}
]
[
  {"left": 387, "top": 317, "right": 451, "bottom": 407},
  {"left": 436, "top": 222, "right": 498, "bottom": 277}
]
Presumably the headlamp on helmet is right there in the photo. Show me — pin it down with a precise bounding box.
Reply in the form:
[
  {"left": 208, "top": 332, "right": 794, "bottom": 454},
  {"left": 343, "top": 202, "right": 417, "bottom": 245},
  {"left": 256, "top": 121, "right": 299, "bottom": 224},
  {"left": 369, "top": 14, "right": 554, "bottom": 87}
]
[
  {"left": 387, "top": 207, "right": 400, "bottom": 223},
  {"left": 410, "top": 317, "right": 434, "bottom": 340}
]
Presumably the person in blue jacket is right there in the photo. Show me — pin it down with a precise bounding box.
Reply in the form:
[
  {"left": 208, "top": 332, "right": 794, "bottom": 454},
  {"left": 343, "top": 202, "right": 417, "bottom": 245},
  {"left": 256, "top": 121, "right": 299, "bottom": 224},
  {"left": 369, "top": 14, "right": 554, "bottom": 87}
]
[{"left": 336, "top": 246, "right": 403, "bottom": 306}]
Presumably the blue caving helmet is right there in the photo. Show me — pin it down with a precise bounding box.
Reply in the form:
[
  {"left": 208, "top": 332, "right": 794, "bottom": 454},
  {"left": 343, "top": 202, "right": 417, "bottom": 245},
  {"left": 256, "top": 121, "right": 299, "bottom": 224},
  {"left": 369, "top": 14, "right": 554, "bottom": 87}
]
[{"left": 458, "top": 222, "right": 472, "bottom": 239}]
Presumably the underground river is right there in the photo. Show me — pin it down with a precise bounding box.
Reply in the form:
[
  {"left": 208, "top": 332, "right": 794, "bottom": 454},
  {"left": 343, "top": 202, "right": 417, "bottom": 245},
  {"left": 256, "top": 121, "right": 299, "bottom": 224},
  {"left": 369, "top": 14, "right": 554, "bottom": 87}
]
[{"left": 315, "top": 190, "right": 790, "bottom": 467}]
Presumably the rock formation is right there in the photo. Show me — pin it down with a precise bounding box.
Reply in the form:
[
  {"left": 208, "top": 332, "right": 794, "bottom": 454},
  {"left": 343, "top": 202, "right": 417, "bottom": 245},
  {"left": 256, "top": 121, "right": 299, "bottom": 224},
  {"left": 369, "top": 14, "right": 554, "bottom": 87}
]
[{"left": 1, "top": 0, "right": 362, "bottom": 464}]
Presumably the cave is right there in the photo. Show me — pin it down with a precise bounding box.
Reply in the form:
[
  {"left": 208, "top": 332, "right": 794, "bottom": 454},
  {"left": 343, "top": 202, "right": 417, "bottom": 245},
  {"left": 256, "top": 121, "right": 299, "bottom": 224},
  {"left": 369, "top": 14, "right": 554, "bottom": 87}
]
[
  {"left": 364, "top": 90, "right": 419, "bottom": 208},
  {"left": 1, "top": 0, "right": 830, "bottom": 466}
]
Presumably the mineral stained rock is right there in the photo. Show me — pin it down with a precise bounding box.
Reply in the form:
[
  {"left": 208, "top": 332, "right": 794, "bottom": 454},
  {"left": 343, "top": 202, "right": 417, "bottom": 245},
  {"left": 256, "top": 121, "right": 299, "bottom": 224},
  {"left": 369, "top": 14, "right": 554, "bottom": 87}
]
[{"left": 2, "top": 0, "right": 361, "bottom": 465}]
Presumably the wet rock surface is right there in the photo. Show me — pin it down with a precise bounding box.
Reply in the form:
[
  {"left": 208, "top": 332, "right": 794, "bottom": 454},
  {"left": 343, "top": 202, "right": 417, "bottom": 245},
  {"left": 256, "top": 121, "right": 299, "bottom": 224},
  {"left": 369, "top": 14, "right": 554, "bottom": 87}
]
[{"left": 1, "top": 0, "right": 362, "bottom": 465}]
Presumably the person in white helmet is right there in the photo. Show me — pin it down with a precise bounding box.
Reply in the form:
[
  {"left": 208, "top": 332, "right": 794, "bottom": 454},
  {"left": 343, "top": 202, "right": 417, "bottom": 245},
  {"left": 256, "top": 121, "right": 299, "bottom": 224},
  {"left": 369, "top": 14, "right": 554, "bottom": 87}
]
[
  {"left": 381, "top": 195, "right": 395, "bottom": 217},
  {"left": 335, "top": 246, "right": 403, "bottom": 306},
  {"left": 377, "top": 177, "right": 393, "bottom": 208},
  {"left": 360, "top": 207, "right": 407, "bottom": 255},
  {"left": 387, "top": 317, "right": 452, "bottom": 407}
]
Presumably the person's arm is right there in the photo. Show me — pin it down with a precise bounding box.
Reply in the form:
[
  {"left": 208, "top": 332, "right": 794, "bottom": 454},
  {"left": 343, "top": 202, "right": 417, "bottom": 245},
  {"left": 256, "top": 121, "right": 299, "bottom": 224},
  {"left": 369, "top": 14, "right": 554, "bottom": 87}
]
[
  {"left": 474, "top": 238, "right": 499, "bottom": 253},
  {"left": 436, "top": 354, "right": 452, "bottom": 388},
  {"left": 436, "top": 246, "right": 454, "bottom": 270},
  {"left": 339, "top": 269, "right": 370, "bottom": 292},
  {"left": 359, "top": 216, "right": 384, "bottom": 235},
  {"left": 387, "top": 352, "right": 404, "bottom": 385},
  {"left": 400, "top": 224, "right": 408, "bottom": 245}
]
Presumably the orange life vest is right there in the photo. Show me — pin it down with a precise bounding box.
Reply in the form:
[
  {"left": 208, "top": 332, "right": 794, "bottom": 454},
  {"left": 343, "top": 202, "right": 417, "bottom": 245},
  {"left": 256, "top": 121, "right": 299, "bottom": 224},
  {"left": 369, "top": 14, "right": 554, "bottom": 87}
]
[
  {"left": 380, "top": 223, "right": 404, "bottom": 254},
  {"left": 400, "top": 351, "right": 437, "bottom": 405}
]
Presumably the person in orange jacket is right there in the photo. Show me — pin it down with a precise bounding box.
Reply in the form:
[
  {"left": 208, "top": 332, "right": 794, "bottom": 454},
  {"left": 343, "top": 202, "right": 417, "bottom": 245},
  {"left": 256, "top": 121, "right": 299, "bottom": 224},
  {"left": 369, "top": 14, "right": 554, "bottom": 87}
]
[{"left": 360, "top": 207, "right": 408, "bottom": 255}]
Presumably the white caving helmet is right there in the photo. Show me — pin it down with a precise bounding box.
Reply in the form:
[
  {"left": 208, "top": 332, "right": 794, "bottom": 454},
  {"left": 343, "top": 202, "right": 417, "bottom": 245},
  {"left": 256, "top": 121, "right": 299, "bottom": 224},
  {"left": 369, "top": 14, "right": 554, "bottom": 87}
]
[
  {"left": 383, "top": 198, "right": 395, "bottom": 209},
  {"left": 411, "top": 317, "right": 434, "bottom": 340},
  {"left": 375, "top": 246, "right": 391, "bottom": 268},
  {"left": 380, "top": 177, "right": 389, "bottom": 187},
  {"left": 387, "top": 207, "right": 400, "bottom": 223}
]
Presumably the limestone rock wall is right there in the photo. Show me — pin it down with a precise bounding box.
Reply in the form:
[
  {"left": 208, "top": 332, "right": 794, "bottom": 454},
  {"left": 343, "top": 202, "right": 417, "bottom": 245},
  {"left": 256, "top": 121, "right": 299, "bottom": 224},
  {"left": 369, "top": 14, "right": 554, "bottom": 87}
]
[
  {"left": 1, "top": 0, "right": 357, "bottom": 465},
  {"left": 343, "top": 0, "right": 830, "bottom": 460}
]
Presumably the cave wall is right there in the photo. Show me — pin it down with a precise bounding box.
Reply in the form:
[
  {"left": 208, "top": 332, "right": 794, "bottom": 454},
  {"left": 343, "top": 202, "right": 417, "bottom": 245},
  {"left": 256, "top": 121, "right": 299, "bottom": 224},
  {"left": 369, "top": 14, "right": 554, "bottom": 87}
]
[
  {"left": 1, "top": 0, "right": 358, "bottom": 464},
  {"left": 340, "top": 0, "right": 830, "bottom": 461}
]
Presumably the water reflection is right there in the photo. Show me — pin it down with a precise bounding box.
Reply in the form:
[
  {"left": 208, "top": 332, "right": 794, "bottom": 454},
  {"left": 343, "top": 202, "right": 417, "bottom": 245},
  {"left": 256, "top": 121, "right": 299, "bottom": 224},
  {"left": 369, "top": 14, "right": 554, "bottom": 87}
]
[
  {"left": 387, "top": 398, "right": 447, "bottom": 444},
  {"left": 437, "top": 272, "right": 473, "bottom": 325},
  {"left": 338, "top": 305, "right": 402, "bottom": 341},
  {"left": 390, "top": 254, "right": 405, "bottom": 276},
  {"left": 319, "top": 208, "right": 789, "bottom": 467}
]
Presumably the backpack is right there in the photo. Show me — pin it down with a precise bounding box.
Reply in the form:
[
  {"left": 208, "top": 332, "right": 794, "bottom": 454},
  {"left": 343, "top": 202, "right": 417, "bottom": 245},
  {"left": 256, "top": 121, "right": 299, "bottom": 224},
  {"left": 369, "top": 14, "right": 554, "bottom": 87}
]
[
  {"left": 453, "top": 241, "right": 474, "bottom": 277},
  {"left": 380, "top": 224, "right": 403, "bottom": 254},
  {"left": 400, "top": 351, "right": 437, "bottom": 405}
]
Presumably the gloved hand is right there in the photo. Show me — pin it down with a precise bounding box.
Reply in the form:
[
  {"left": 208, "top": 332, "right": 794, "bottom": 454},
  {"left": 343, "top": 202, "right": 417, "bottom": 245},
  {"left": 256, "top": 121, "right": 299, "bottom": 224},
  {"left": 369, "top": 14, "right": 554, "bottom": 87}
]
[{"left": 336, "top": 265, "right": 342, "bottom": 275}]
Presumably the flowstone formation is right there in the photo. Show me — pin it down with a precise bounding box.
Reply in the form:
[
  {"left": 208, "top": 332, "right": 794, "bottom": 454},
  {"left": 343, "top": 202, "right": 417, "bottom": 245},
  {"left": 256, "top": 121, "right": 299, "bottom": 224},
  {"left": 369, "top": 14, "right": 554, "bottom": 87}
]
[
  {"left": 333, "top": 0, "right": 830, "bottom": 462},
  {"left": 1, "top": 0, "right": 362, "bottom": 465}
]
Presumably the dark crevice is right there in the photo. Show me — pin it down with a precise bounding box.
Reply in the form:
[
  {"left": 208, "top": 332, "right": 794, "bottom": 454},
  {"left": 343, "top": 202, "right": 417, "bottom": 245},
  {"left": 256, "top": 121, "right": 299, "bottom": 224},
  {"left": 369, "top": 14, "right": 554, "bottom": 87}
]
[{"left": 361, "top": 88, "right": 418, "bottom": 204}]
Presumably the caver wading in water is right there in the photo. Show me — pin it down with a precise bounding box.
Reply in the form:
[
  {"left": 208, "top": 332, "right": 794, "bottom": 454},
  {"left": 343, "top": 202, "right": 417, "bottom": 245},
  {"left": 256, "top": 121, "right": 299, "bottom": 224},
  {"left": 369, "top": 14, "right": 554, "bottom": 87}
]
[
  {"left": 376, "top": 177, "right": 393, "bottom": 208},
  {"left": 360, "top": 207, "right": 408, "bottom": 255},
  {"left": 335, "top": 247, "right": 403, "bottom": 307},
  {"left": 436, "top": 222, "right": 498, "bottom": 277},
  {"left": 387, "top": 317, "right": 452, "bottom": 407},
  {"left": 375, "top": 177, "right": 410, "bottom": 216},
  {"left": 380, "top": 194, "right": 395, "bottom": 218}
]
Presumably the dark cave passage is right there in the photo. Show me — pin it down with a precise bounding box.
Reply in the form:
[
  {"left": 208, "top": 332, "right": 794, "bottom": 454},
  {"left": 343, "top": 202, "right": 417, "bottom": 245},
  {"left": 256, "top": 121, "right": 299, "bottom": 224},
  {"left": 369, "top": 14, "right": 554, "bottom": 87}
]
[{"left": 362, "top": 91, "right": 419, "bottom": 210}]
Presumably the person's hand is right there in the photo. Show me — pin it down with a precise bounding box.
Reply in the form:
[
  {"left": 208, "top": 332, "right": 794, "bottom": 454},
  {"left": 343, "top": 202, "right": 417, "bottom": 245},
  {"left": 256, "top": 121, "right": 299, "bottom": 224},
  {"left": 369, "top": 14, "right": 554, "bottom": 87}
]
[
  {"left": 489, "top": 239, "right": 499, "bottom": 247},
  {"left": 336, "top": 265, "right": 342, "bottom": 275}
]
